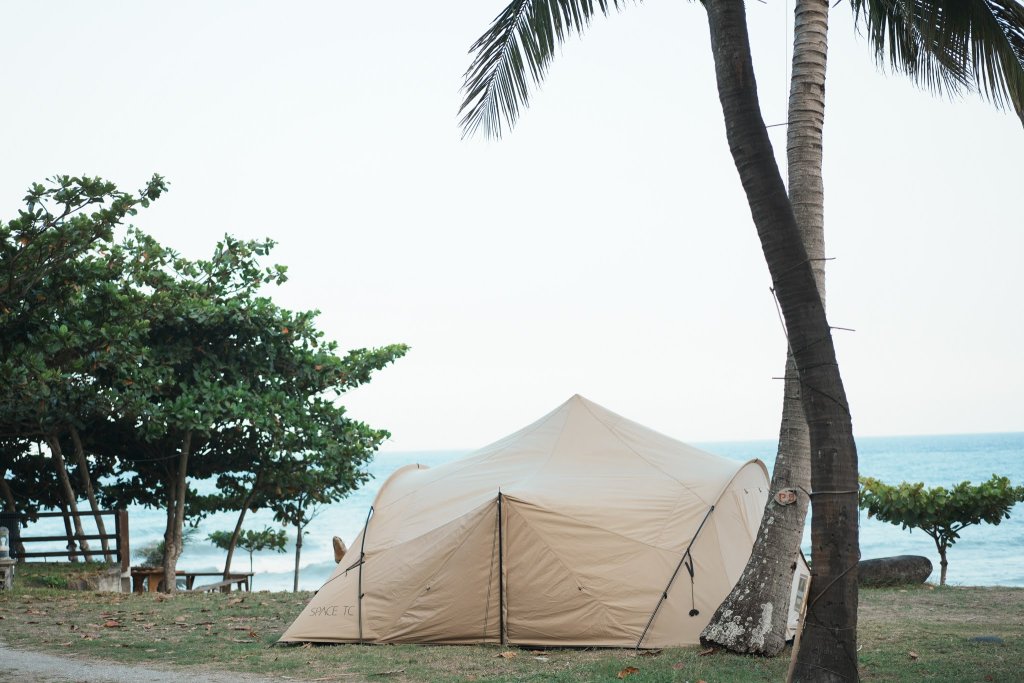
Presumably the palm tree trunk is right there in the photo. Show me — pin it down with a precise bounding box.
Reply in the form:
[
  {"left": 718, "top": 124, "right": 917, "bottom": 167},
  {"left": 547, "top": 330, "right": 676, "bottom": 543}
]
[
  {"left": 701, "top": 355, "right": 810, "bottom": 654},
  {"left": 703, "top": 1, "right": 859, "bottom": 680},
  {"left": 47, "top": 434, "right": 94, "bottom": 562},
  {"left": 161, "top": 431, "right": 191, "bottom": 593},
  {"left": 69, "top": 425, "right": 112, "bottom": 563},
  {"left": 702, "top": 0, "right": 831, "bottom": 656}
]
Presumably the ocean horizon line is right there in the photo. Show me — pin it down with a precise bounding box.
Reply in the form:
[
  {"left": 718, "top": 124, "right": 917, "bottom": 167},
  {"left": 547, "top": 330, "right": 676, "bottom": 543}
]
[{"left": 377, "top": 428, "right": 1024, "bottom": 454}]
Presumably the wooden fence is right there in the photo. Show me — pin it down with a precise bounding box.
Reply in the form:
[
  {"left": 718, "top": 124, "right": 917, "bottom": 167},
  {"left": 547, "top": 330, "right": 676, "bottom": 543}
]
[{"left": 8, "top": 509, "right": 130, "bottom": 574}]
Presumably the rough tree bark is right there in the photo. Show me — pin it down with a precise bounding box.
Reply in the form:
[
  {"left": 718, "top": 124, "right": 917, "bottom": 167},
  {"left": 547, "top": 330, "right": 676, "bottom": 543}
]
[
  {"left": 701, "top": 0, "right": 829, "bottom": 656},
  {"left": 69, "top": 425, "right": 112, "bottom": 562},
  {"left": 47, "top": 434, "right": 93, "bottom": 562},
  {"left": 161, "top": 431, "right": 191, "bottom": 593},
  {"left": 704, "top": 0, "right": 859, "bottom": 680}
]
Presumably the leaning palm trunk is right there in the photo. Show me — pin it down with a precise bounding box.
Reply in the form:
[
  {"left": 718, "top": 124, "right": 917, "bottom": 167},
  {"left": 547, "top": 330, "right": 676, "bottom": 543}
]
[
  {"left": 701, "top": 357, "right": 811, "bottom": 654},
  {"left": 704, "top": 0, "right": 859, "bottom": 679},
  {"left": 701, "top": 0, "right": 829, "bottom": 656}
]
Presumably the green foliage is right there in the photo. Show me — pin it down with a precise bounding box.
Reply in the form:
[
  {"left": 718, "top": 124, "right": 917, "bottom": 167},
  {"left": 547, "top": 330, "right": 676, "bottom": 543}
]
[
  {"left": 208, "top": 526, "right": 287, "bottom": 579},
  {"left": 859, "top": 474, "right": 1024, "bottom": 584},
  {"left": 1, "top": 175, "right": 407, "bottom": 590},
  {"left": 208, "top": 527, "right": 287, "bottom": 555},
  {"left": 135, "top": 528, "right": 199, "bottom": 568},
  {"left": 848, "top": 0, "right": 1024, "bottom": 125}
]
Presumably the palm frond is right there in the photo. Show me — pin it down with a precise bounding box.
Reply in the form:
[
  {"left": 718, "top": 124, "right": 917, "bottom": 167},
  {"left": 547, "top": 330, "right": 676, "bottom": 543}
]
[
  {"left": 850, "top": 0, "right": 1024, "bottom": 126},
  {"left": 459, "top": 0, "right": 633, "bottom": 139}
]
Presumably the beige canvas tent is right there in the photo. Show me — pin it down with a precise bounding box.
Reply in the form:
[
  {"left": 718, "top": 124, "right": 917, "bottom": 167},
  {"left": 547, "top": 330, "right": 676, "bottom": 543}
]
[{"left": 281, "top": 395, "right": 808, "bottom": 648}]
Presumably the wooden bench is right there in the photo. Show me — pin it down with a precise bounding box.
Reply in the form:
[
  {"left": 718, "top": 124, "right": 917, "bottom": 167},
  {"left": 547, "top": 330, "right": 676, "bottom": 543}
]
[
  {"left": 187, "top": 572, "right": 253, "bottom": 593},
  {"left": 131, "top": 568, "right": 253, "bottom": 593}
]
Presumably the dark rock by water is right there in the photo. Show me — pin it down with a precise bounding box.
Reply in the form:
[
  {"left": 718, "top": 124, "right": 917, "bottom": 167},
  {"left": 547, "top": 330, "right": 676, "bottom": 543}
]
[{"left": 858, "top": 555, "right": 933, "bottom": 587}]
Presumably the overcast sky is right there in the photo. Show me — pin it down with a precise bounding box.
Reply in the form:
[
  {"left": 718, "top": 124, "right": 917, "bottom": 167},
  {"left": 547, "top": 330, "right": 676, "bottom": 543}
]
[{"left": 2, "top": 1, "right": 1021, "bottom": 451}]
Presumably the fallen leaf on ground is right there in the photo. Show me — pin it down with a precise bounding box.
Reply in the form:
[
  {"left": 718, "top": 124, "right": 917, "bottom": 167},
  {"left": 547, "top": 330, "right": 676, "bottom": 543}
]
[
  {"left": 636, "top": 648, "right": 662, "bottom": 657},
  {"left": 174, "top": 616, "right": 186, "bottom": 622},
  {"left": 103, "top": 620, "right": 122, "bottom": 628},
  {"left": 672, "top": 662, "right": 685, "bottom": 670},
  {"left": 909, "top": 651, "right": 919, "bottom": 660},
  {"left": 496, "top": 651, "right": 517, "bottom": 659},
  {"left": 699, "top": 647, "right": 716, "bottom": 656},
  {"left": 617, "top": 666, "right": 640, "bottom": 679}
]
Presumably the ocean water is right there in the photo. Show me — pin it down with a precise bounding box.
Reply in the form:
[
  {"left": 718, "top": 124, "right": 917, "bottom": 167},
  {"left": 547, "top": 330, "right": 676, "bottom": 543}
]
[{"left": 19, "top": 432, "right": 1024, "bottom": 591}]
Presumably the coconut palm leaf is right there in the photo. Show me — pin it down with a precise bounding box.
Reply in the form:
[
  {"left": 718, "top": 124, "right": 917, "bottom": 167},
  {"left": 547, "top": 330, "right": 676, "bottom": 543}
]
[
  {"left": 851, "top": 0, "right": 1024, "bottom": 125},
  {"left": 459, "top": 0, "right": 633, "bottom": 138}
]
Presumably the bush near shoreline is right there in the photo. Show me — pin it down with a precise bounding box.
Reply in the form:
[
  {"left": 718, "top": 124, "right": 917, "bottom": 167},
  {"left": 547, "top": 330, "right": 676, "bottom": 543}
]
[{"left": 2, "top": 564, "right": 1022, "bottom": 682}]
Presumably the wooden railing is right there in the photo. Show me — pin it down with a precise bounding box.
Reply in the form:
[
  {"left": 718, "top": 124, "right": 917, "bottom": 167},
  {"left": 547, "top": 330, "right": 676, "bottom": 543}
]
[{"left": 13, "top": 509, "right": 130, "bottom": 574}]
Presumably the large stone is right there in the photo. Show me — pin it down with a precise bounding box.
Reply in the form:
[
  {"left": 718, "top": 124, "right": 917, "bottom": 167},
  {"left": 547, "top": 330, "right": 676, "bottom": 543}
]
[
  {"left": 858, "top": 555, "right": 933, "bottom": 587},
  {"left": 66, "top": 566, "right": 124, "bottom": 592}
]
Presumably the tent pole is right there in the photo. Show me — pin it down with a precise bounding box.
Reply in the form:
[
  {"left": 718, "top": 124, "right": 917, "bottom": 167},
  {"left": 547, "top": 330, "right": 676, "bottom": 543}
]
[
  {"left": 357, "top": 505, "right": 373, "bottom": 643},
  {"left": 497, "top": 492, "right": 506, "bottom": 646},
  {"left": 635, "top": 504, "right": 716, "bottom": 649}
]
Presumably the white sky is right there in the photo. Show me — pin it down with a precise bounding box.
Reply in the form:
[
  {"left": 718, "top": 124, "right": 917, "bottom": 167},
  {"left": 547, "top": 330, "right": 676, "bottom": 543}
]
[{"left": 2, "top": 1, "right": 1021, "bottom": 451}]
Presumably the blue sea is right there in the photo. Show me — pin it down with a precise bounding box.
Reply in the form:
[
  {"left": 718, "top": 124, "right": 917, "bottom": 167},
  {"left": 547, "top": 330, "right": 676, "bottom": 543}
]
[{"left": 19, "top": 432, "right": 1024, "bottom": 591}]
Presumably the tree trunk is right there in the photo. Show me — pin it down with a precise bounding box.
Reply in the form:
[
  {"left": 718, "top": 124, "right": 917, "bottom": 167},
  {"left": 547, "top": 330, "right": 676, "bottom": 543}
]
[
  {"left": 161, "top": 431, "right": 191, "bottom": 593},
  {"left": 293, "top": 521, "right": 303, "bottom": 593},
  {"left": 701, "top": 0, "right": 833, "bottom": 657},
  {"left": 223, "top": 488, "right": 258, "bottom": 577},
  {"left": 787, "top": 0, "right": 829, "bottom": 302},
  {"left": 937, "top": 544, "right": 948, "bottom": 586},
  {"left": 58, "top": 499, "right": 79, "bottom": 563},
  {"left": 704, "top": 1, "right": 859, "bottom": 680},
  {"left": 701, "top": 355, "right": 810, "bottom": 654},
  {"left": 69, "top": 425, "right": 112, "bottom": 562},
  {"left": 0, "top": 469, "right": 17, "bottom": 512},
  {"left": 47, "top": 434, "right": 93, "bottom": 562},
  {"left": 0, "top": 471, "right": 27, "bottom": 559}
]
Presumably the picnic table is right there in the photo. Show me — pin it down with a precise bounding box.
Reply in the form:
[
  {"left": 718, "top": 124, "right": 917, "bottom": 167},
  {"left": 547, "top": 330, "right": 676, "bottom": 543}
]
[{"left": 130, "top": 567, "right": 254, "bottom": 593}]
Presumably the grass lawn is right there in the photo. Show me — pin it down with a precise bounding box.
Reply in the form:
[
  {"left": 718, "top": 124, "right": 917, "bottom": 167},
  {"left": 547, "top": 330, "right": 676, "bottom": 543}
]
[{"left": 1, "top": 564, "right": 1021, "bottom": 682}]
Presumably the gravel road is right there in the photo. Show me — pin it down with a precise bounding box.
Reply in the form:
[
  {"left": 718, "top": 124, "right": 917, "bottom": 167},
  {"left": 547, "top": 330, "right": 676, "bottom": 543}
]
[{"left": 0, "top": 641, "right": 288, "bottom": 683}]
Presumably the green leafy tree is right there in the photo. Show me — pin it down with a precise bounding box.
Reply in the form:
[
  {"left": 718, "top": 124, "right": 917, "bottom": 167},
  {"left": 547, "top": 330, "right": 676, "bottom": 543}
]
[
  {"left": 859, "top": 475, "right": 1024, "bottom": 585},
  {"left": 208, "top": 527, "right": 287, "bottom": 587},
  {"left": 94, "top": 231, "right": 406, "bottom": 593},
  {"left": 0, "top": 175, "right": 165, "bottom": 562}
]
